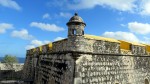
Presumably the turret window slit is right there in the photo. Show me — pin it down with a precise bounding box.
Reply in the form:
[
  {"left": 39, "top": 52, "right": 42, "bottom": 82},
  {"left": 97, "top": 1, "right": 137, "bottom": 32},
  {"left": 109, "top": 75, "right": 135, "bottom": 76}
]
[{"left": 72, "top": 29, "right": 76, "bottom": 35}]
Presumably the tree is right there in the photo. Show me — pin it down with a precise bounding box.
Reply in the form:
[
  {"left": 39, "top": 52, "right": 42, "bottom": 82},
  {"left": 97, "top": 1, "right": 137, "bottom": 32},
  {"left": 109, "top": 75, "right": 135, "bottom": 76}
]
[{"left": 1, "top": 55, "right": 18, "bottom": 70}]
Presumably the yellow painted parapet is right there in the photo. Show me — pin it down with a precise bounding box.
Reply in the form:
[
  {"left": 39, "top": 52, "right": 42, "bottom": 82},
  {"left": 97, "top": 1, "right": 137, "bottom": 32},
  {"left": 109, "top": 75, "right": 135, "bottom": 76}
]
[
  {"left": 38, "top": 46, "right": 42, "bottom": 52},
  {"left": 84, "top": 34, "right": 120, "bottom": 43},
  {"left": 33, "top": 48, "right": 36, "bottom": 52},
  {"left": 119, "top": 40, "right": 130, "bottom": 50},
  {"left": 119, "top": 40, "right": 145, "bottom": 50},
  {"left": 40, "top": 42, "right": 53, "bottom": 53},
  {"left": 142, "top": 44, "right": 150, "bottom": 52},
  {"left": 48, "top": 43, "right": 52, "bottom": 50},
  {"left": 25, "top": 34, "right": 150, "bottom": 55},
  {"left": 34, "top": 46, "right": 42, "bottom": 53},
  {"left": 146, "top": 45, "right": 150, "bottom": 52}
]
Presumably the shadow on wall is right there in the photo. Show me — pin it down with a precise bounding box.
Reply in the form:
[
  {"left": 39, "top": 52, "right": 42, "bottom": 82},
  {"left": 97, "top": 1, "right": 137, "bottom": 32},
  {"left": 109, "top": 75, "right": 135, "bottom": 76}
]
[
  {"left": 145, "top": 79, "right": 149, "bottom": 84},
  {"left": 0, "top": 70, "right": 22, "bottom": 80}
]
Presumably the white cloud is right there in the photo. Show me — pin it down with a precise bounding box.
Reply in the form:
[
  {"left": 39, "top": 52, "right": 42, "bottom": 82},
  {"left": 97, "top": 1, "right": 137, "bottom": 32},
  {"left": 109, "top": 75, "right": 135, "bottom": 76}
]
[
  {"left": 139, "top": 0, "right": 150, "bottom": 15},
  {"left": 30, "top": 22, "right": 64, "bottom": 32},
  {"left": 25, "top": 39, "right": 51, "bottom": 50},
  {"left": 25, "top": 45, "right": 35, "bottom": 50},
  {"left": 102, "top": 31, "right": 139, "bottom": 42},
  {"left": 43, "top": 12, "right": 71, "bottom": 19},
  {"left": 54, "top": 37, "right": 64, "bottom": 41},
  {"left": 31, "top": 40, "right": 43, "bottom": 46},
  {"left": 0, "top": 0, "right": 21, "bottom": 11},
  {"left": 128, "top": 22, "right": 150, "bottom": 34},
  {"left": 42, "top": 13, "right": 51, "bottom": 19},
  {"left": 142, "top": 37, "right": 150, "bottom": 44},
  {"left": 48, "top": 0, "right": 150, "bottom": 16},
  {"left": 59, "top": 12, "right": 72, "bottom": 18},
  {"left": 30, "top": 40, "right": 50, "bottom": 46},
  {"left": 43, "top": 40, "right": 51, "bottom": 44},
  {"left": 0, "top": 23, "right": 13, "bottom": 33},
  {"left": 68, "top": 0, "right": 136, "bottom": 12},
  {"left": 11, "top": 29, "right": 34, "bottom": 40}
]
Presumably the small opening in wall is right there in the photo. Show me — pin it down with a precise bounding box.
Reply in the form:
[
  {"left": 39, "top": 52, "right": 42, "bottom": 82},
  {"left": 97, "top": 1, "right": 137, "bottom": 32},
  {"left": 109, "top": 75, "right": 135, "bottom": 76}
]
[
  {"left": 82, "top": 30, "right": 84, "bottom": 35},
  {"left": 145, "top": 79, "right": 149, "bottom": 84},
  {"left": 73, "top": 29, "right": 76, "bottom": 35}
]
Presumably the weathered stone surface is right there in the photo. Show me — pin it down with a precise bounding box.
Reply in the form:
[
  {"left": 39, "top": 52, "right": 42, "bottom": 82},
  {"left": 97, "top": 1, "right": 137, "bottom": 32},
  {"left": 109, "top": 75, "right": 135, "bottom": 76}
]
[
  {"left": 75, "top": 54, "right": 150, "bottom": 84},
  {"left": 22, "top": 13, "right": 150, "bottom": 84},
  {"left": 36, "top": 53, "right": 75, "bottom": 84}
]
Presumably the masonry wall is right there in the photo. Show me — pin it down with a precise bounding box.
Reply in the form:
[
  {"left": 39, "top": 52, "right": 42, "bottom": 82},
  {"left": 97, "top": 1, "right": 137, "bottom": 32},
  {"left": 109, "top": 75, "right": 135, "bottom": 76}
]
[
  {"left": 34, "top": 53, "right": 75, "bottom": 84},
  {"left": 22, "top": 52, "right": 35, "bottom": 81},
  {"left": 73, "top": 38, "right": 150, "bottom": 84},
  {"left": 74, "top": 54, "right": 150, "bottom": 84},
  {"left": 23, "top": 37, "right": 150, "bottom": 84}
]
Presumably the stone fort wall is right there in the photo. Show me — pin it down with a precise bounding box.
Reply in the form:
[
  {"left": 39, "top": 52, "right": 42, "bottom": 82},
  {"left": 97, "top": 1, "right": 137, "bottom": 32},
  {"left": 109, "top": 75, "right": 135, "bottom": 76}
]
[
  {"left": 22, "top": 37, "right": 150, "bottom": 84},
  {"left": 75, "top": 54, "right": 150, "bottom": 84},
  {"left": 22, "top": 13, "right": 150, "bottom": 84}
]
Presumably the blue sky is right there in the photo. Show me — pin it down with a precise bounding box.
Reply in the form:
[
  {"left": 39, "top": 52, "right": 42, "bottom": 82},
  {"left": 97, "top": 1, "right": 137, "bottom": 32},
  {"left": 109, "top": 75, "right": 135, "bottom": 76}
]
[{"left": 1, "top": 0, "right": 150, "bottom": 57}]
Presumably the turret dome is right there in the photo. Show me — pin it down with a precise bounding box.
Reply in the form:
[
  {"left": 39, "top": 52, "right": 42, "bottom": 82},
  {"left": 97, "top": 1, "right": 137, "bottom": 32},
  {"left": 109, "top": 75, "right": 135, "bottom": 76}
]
[{"left": 66, "top": 13, "right": 86, "bottom": 26}]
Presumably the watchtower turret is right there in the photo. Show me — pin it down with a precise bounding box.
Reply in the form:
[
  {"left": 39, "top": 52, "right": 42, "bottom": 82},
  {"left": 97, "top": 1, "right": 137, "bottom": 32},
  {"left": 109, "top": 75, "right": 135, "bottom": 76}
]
[
  {"left": 66, "top": 13, "right": 86, "bottom": 51},
  {"left": 67, "top": 13, "right": 86, "bottom": 37}
]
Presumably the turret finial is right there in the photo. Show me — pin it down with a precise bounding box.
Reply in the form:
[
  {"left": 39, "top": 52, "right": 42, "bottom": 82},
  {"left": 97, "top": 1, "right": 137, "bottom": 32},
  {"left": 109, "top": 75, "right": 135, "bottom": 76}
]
[{"left": 75, "top": 13, "right": 78, "bottom": 16}]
